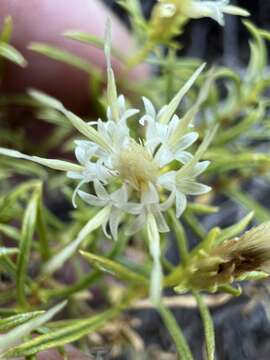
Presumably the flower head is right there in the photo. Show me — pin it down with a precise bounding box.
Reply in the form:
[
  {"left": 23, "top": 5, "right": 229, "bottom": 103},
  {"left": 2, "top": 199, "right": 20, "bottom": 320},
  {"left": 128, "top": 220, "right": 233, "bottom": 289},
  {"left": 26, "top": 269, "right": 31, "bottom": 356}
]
[
  {"left": 0, "top": 27, "right": 214, "bottom": 241},
  {"left": 175, "top": 222, "right": 270, "bottom": 293},
  {"left": 158, "top": 0, "right": 249, "bottom": 26}
]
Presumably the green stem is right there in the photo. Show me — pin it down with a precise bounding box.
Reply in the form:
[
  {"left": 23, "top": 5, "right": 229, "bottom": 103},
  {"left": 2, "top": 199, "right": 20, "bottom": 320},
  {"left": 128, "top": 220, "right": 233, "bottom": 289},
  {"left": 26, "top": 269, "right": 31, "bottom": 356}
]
[
  {"left": 193, "top": 292, "right": 215, "bottom": 360},
  {"left": 158, "top": 304, "right": 194, "bottom": 360},
  {"left": 168, "top": 209, "right": 189, "bottom": 265}
]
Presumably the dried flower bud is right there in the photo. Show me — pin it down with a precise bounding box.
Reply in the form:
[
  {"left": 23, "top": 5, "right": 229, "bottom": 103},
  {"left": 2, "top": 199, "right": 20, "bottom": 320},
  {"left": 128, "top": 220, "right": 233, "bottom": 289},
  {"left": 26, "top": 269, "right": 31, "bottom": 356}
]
[{"left": 175, "top": 222, "right": 270, "bottom": 293}]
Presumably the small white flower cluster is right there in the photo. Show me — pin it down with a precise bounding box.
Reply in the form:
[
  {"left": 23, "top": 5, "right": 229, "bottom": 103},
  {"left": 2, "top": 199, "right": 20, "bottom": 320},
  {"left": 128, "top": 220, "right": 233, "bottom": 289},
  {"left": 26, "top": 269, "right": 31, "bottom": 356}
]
[
  {"left": 158, "top": 0, "right": 249, "bottom": 26},
  {"left": 63, "top": 62, "right": 214, "bottom": 240}
]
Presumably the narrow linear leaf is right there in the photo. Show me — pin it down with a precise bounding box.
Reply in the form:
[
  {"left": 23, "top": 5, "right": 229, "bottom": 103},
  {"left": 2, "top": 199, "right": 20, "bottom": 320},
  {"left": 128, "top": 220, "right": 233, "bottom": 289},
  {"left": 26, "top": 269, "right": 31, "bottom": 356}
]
[
  {"left": 183, "top": 210, "right": 206, "bottom": 239},
  {"left": 0, "top": 180, "right": 40, "bottom": 216},
  {"left": 43, "top": 206, "right": 111, "bottom": 275},
  {"left": 217, "top": 284, "right": 242, "bottom": 296},
  {"left": 193, "top": 292, "right": 215, "bottom": 360},
  {"left": 28, "top": 42, "right": 100, "bottom": 76},
  {"left": 158, "top": 304, "right": 194, "bottom": 360},
  {"left": 168, "top": 209, "right": 189, "bottom": 264},
  {"left": 226, "top": 188, "right": 270, "bottom": 223},
  {"left": 215, "top": 211, "right": 254, "bottom": 245},
  {"left": 3, "top": 305, "right": 122, "bottom": 358},
  {"left": 28, "top": 90, "right": 110, "bottom": 151},
  {"left": 187, "top": 203, "right": 219, "bottom": 215},
  {"left": 63, "top": 31, "right": 125, "bottom": 61},
  {"left": 0, "top": 247, "right": 18, "bottom": 258},
  {"left": 0, "top": 16, "right": 13, "bottom": 43},
  {"left": 0, "top": 301, "right": 66, "bottom": 356},
  {"left": 0, "top": 224, "right": 20, "bottom": 242},
  {"left": 0, "top": 147, "right": 82, "bottom": 173},
  {"left": 16, "top": 190, "right": 39, "bottom": 307},
  {"left": 0, "top": 311, "right": 44, "bottom": 332},
  {"left": 80, "top": 250, "right": 148, "bottom": 284},
  {"left": 36, "top": 188, "right": 51, "bottom": 261},
  {"left": 0, "top": 42, "right": 27, "bottom": 67}
]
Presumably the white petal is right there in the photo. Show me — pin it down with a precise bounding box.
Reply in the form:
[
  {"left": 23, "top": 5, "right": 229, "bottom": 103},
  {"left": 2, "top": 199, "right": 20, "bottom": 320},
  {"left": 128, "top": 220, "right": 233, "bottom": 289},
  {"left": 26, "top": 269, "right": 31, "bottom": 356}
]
[
  {"left": 72, "top": 180, "right": 86, "bottom": 208},
  {"left": 75, "top": 147, "right": 89, "bottom": 165},
  {"left": 109, "top": 208, "right": 123, "bottom": 240},
  {"left": 94, "top": 180, "right": 109, "bottom": 200},
  {"left": 157, "top": 171, "right": 176, "bottom": 191},
  {"left": 152, "top": 206, "right": 170, "bottom": 233},
  {"left": 155, "top": 146, "right": 173, "bottom": 167},
  {"left": 159, "top": 190, "right": 176, "bottom": 212},
  {"left": 222, "top": 5, "right": 250, "bottom": 17},
  {"left": 102, "top": 219, "right": 112, "bottom": 239},
  {"left": 124, "top": 202, "right": 144, "bottom": 215},
  {"left": 110, "top": 184, "right": 128, "bottom": 206},
  {"left": 117, "top": 95, "right": 126, "bottom": 115},
  {"left": 176, "top": 132, "right": 199, "bottom": 151},
  {"left": 78, "top": 190, "right": 108, "bottom": 207},
  {"left": 175, "top": 151, "right": 193, "bottom": 164},
  {"left": 175, "top": 191, "right": 187, "bottom": 218},
  {"left": 142, "top": 97, "right": 156, "bottom": 119},
  {"left": 121, "top": 108, "right": 140, "bottom": 122},
  {"left": 126, "top": 213, "right": 146, "bottom": 235},
  {"left": 141, "top": 183, "right": 159, "bottom": 205},
  {"left": 190, "top": 161, "right": 210, "bottom": 177},
  {"left": 67, "top": 171, "right": 83, "bottom": 180},
  {"left": 178, "top": 180, "right": 211, "bottom": 195}
]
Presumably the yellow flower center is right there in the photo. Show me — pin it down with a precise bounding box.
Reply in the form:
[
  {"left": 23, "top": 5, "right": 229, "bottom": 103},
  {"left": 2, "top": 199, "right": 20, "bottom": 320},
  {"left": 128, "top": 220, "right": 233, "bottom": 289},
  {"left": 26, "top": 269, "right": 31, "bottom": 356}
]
[{"left": 116, "top": 141, "right": 159, "bottom": 190}]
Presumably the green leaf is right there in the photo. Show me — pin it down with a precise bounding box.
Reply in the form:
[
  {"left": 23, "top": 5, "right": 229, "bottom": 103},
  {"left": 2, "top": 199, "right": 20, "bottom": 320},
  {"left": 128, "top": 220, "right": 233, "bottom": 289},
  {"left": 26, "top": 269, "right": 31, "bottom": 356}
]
[
  {"left": 16, "top": 189, "right": 39, "bottom": 307},
  {"left": 28, "top": 42, "right": 100, "bottom": 76},
  {"left": 36, "top": 187, "right": 51, "bottom": 261},
  {"left": 243, "top": 21, "right": 266, "bottom": 81},
  {"left": 215, "top": 103, "right": 265, "bottom": 145},
  {"left": 187, "top": 203, "right": 219, "bottom": 215},
  {"left": 158, "top": 304, "right": 194, "bottom": 360},
  {"left": 215, "top": 211, "right": 254, "bottom": 245},
  {"left": 237, "top": 271, "right": 269, "bottom": 281},
  {"left": 3, "top": 305, "right": 122, "bottom": 358},
  {"left": 0, "top": 247, "right": 18, "bottom": 258},
  {"left": 0, "top": 147, "right": 83, "bottom": 173},
  {"left": 43, "top": 206, "right": 111, "bottom": 275},
  {"left": 117, "top": 0, "right": 146, "bottom": 40},
  {"left": 193, "top": 292, "right": 215, "bottom": 360},
  {"left": 183, "top": 210, "right": 206, "bottom": 240},
  {"left": 0, "top": 42, "right": 27, "bottom": 67},
  {"left": 168, "top": 209, "right": 189, "bottom": 264},
  {"left": 206, "top": 151, "right": 270, "bottom": 174},
  {"left": 29, "top": 90, "right": 110, "bottom": 152},
  {"left": 225, "top": 188, "right": 270, "bottom": 223},
  {"left": 80, "top": 250, "right": 148, "bottom": 284},
  {"left": 0, "top": 180, "right": 39, "bottom": 220},
  {"left": 0, "top": 224, "right": 20, "bottom": 242},
  {"left": 217, "top": 284, "right": 242, "bottom": 296},
  {"left": 63, "top": 31, "right": 125, "bottom": 62},
  {"left": 0, "top": 311, "right": 44, "bottom": 332},
  {"left": 0, "top": 301, "right": 67, "bottom": 356},
  {"left": 0, "top": 16, "right": 13, "bottom": 43}
]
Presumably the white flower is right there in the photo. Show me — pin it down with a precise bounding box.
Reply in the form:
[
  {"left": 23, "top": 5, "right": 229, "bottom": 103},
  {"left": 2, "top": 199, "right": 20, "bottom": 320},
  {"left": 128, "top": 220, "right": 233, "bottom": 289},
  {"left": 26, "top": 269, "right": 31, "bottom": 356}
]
[
  {"left": 178, "top": 0, "right": 249, "bottom": 26},
  {"left": 78, "top": 181, "right": 129, "bottom": 240},
  {"left": 158, "top": 127, "right": 217, "bottom": 217},
  {"left": 157, "top": 0, "right": 249, "bottom": 26},
  {"left": 0, "top": 39, "right": 213, "bottom": 240},
  {"left": 158, "top": 161, "right": 211, "bottom": 217},
  {"left": 141, "top": 103, "right": 198, "bottom": 166}
]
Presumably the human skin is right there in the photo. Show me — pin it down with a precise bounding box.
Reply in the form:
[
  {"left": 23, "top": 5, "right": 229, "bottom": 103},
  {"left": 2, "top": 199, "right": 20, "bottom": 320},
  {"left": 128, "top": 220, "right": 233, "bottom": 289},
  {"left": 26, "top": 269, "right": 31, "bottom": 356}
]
[{"left": 0, "top": 0, "right": 147, "bottom": 112}]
